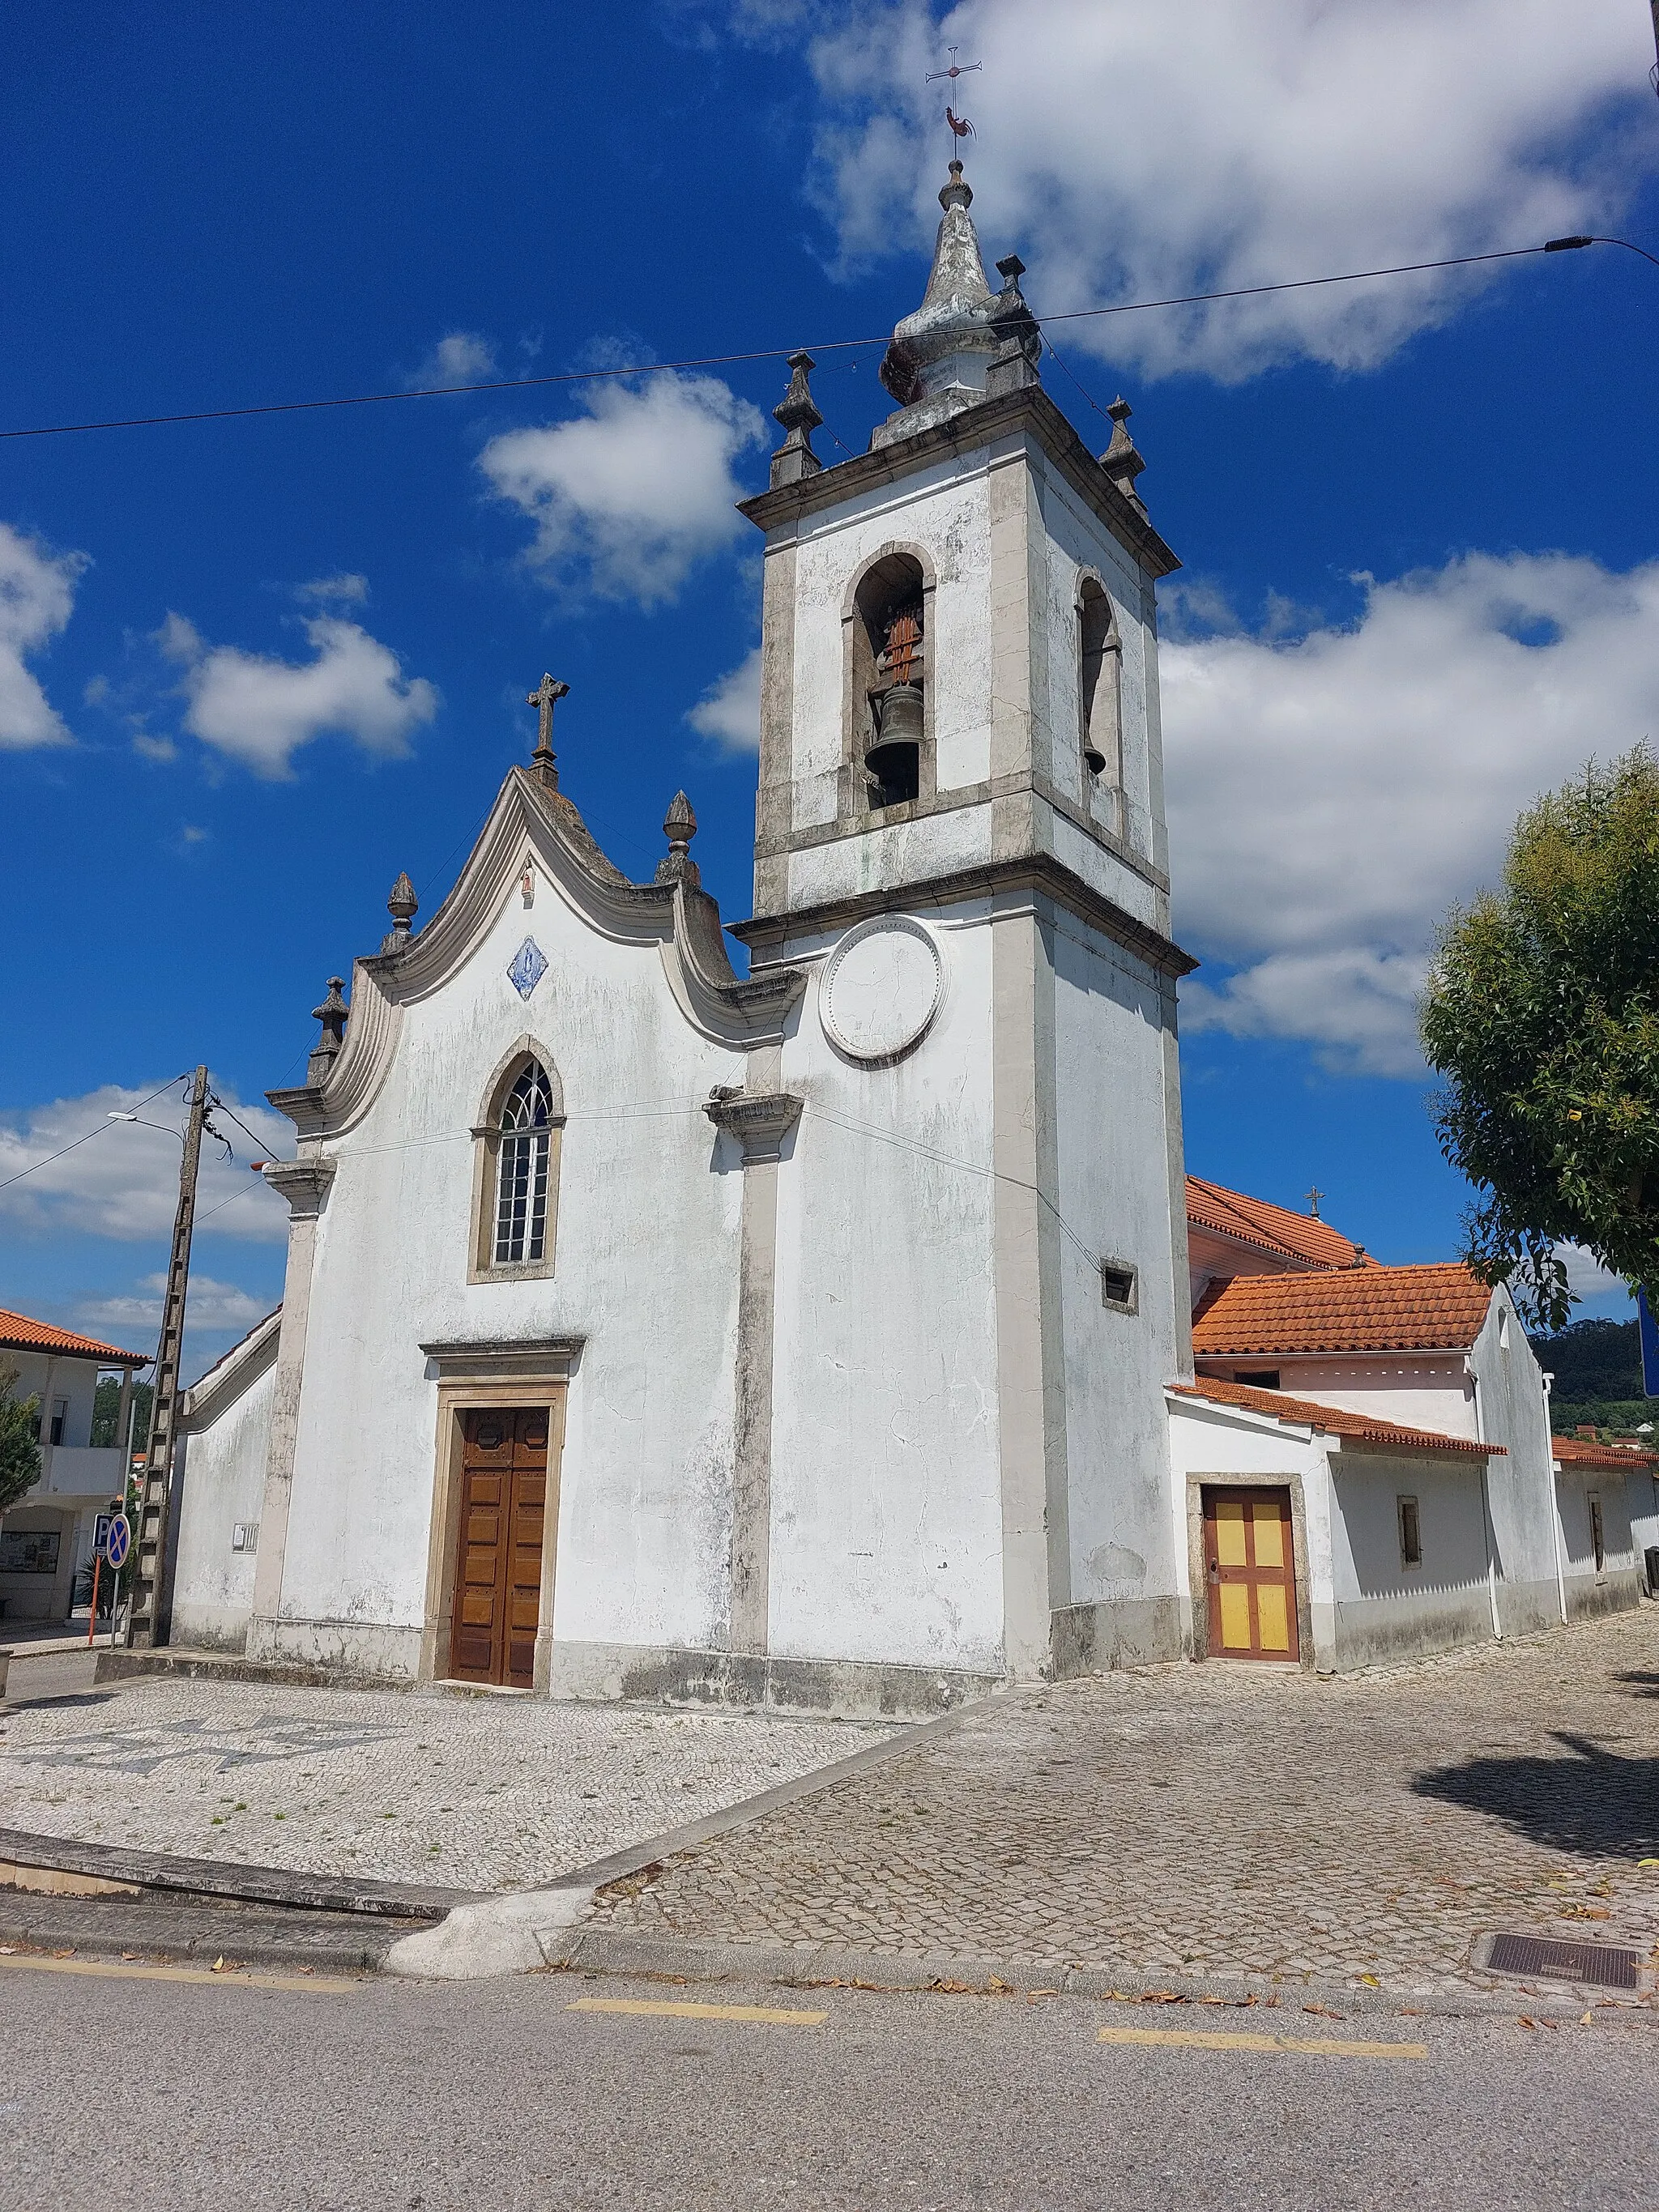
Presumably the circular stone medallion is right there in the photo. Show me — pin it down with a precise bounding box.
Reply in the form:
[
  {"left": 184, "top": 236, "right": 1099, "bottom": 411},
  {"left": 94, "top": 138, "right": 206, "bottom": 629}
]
[{"left": 820, "top": 917, "right": 944, "bottom": 1065}]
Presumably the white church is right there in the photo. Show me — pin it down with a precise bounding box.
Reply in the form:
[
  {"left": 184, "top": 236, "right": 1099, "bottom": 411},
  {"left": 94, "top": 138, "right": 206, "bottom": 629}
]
[{"left": 168, "top": 162, "right": 1650, "bottom": 1712}]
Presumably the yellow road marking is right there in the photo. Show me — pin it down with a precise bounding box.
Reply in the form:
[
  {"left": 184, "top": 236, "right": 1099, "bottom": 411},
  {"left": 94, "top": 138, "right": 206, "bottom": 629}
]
[
  {"left": 0, "top": 1954, "right": 361, "bottom": 1993},
  {"left": 1098, "top": 2025, "right": 1428, "bottom": 2059},
  {"left": 569, "top": 1997, "right": 827, "bottom": 2026}
]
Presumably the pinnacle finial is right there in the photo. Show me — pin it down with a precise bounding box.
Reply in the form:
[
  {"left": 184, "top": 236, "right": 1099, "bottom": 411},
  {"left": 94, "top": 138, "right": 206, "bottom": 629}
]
[
  {"left": 770, "top": 349, "right": 824, "bottom": 488},
  {"left": 655, "top": 791, "right": 701, "bottom": 888},
  {"left": 307, "top": 976, "right": 348, "bottom": 1084},
  {"left": 987, "top": 252, "right": 1043, "bottom": 398},
  {"left": 383, "top": 871, "right": 418, "bottom": 953},
  {"left": 527, "top": 673, "right": 569, "bottom": 789},
  {"left": 940, "top": 158, "right": 972, "bottom": 211}
]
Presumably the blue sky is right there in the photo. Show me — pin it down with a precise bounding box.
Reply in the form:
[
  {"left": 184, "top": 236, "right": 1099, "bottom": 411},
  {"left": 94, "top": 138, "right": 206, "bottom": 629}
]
[{"left": 3, "top": 0, "right": 1657, "bottom": 1376}]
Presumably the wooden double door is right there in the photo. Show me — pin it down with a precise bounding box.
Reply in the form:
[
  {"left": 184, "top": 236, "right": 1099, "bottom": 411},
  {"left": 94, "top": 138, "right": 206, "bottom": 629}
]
[
  {"left": 1203, "top": 1486, "right": 1299, "bottom": 1660},
  {"left": 450, "top": 1407, "right": 549, "bottom": 1687}
]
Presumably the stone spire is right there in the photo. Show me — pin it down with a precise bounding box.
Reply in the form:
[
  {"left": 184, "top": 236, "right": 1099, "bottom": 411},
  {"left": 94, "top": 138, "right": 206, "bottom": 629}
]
[
  {"left": 770, "top": 350, "right": 823, "bottom": 488},
  {"left": 382, "top": 871, "right": 418, "bottom": 953},
  {"left": 874, "top": 160, "right": 1034, "bottom": 449},
  {"left": 1101, "top": 398, "right": 1147, "bottom": 518},
  {"left": 655, "top": 791, "right": 701, "bottom": 887},
  {"left": 307, "top": 977, "right": 348, "bottom": 1085}
]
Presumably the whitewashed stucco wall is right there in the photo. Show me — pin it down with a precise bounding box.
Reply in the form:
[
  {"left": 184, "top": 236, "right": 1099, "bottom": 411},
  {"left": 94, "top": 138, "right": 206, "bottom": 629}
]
[
  {"left": 1052, "top": 915, "right": 1183, "bottom": 1660},
  {"left": 768, "top": 902, "right": 1004, "bottom": 1677},
  {"left": 1325, "top": 1452, "right": 1494, "bottom": 1665},
  {"left": 173, "top": 1357, "right": 275, "bottom": 1651},
  {"left": 1555, "top": 1463, "right": 1640, "bottom": 1618},
  {"left": 271, "top": 867, "right": 747, "bottom": 1674}
]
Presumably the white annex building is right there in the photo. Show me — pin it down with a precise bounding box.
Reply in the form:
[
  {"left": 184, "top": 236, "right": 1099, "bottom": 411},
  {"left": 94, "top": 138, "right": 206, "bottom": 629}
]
[{"left": 171, "top": 164, "right": 1651, "bottom": 1711}]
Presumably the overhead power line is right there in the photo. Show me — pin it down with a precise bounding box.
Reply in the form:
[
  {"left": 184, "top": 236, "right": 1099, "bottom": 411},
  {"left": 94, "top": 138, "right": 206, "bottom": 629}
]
[
  {"left": 0, "top": 1073, "right": 190, "bottom": 1193},
  {"left": 0, "top": 237, "right": 1648, "bottom": 445}
]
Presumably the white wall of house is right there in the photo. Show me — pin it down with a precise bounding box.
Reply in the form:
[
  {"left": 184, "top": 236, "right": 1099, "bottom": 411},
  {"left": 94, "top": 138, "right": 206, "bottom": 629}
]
[
  {"left": 0, "top": 1350, "right": 134, "bottom": 1624},
  {"left": 1324, "top": 1452, "right": 1495, "bottom": 1667},
  {"left": 1627, "top": 1465, "right": 1659, "bottom": 1592},
  {"left": 1555, "top": 1461, "right": 1640, "bottom": 1619}
]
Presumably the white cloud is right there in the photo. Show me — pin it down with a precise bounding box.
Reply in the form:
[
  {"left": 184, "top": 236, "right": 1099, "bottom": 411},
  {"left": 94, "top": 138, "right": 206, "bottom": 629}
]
[
  {"left": 79, "top": 1272, "right": 273, "bottom": 1336},
  {"left": 1555, "top": 1243, "right": 1628, "bottom": 1303},
  {"left": 161, "top": 608, "right": 439, "bottom": 778},
  {"left": 689, "top": 646, "right": 762, "bottom": 753},
  {"left": 0, "top": 522, "right": 87, "bottom": 748},
  {"left": 790, "top": 0, "right": 1652, "bottom": 380},
  {"left": 478, "top": 373, "right": 767, "bottom": 607},
  {"left": 0, "top": 1081, "right": 293, "bottom": 1246},
  {"left": 294, "top": 572, "right": 369, "bottom": 606},
  {"left": 407, "top": 331, "right": 497, "bottom": 388},
  {"left": 1162, "top": 552, "right": 1659, "bottom": 1075}
]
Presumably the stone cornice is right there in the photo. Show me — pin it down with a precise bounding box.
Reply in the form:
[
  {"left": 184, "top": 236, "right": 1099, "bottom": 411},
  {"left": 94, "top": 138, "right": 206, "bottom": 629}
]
[
  {"left": 737, "top": 385, "right": 1180, "bottom": 582},
  {"left": 180, "top": 1308, "right": 282, "bottom": 1430},
  {"left": 419, "top": 1336, "right": 586, "bottom": 1382},
  {"left": 260, "top": 1157, "right": 338, "bottom": 1218},
  {"left": 703, "top": 1089, "right": 804, "bottom": 1163},
  {"left": 268, "top": 766, "right": 808, "bottom": 1143},
  {"left": 732, "top": 854, "right": 1198, "bottom": 981}
]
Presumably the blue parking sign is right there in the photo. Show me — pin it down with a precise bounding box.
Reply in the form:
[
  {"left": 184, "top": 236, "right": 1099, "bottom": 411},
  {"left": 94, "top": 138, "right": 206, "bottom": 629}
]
[{"left": 1640, "top": 1288, "right": 1659, "bottom": 1399}]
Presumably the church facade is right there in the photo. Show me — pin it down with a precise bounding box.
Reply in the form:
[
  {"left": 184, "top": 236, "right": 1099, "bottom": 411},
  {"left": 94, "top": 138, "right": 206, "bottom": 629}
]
[{"left": 171, "top": 164, "right": 1619, "bottom": 1711}]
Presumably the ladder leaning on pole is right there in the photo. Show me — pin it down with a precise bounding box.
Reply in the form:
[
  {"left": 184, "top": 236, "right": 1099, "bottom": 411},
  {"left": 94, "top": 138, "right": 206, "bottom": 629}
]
[{"left": 125, "top": 1063, "right": 209, "bottom": 1650}]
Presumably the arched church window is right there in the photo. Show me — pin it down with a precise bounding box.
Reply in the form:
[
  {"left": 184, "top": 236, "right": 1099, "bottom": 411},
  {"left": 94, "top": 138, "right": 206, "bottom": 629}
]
[
  {"left": 851, "top": 552, "right": 929, "bottom": 811},
  {"left": 494, "top": 1059, "right": 556, "bottom": 1264},
  {"left": 1078, "top": 578, "right": 1123, "bottom": 785}
]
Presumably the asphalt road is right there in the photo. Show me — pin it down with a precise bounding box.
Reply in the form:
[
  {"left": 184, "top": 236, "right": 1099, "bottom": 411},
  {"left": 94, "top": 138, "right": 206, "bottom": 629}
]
[{"left": 1, "top": 1959, "right": 1652, "bottom": 2211}]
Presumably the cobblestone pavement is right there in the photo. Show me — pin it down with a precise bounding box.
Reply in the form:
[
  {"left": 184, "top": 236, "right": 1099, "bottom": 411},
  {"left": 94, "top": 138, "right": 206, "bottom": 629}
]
[
  {"left": 590, "top": 1612, "right": 1659, "bottom": 1998},
  {"left": 0, "top": 1669, "right": 892, "bottom": 1891}
]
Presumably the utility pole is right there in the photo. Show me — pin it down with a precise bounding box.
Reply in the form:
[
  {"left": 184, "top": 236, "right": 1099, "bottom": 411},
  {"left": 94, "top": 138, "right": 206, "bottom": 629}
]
[{"left": 125, "top": 1063, "right": 209, "bottom": 1649}]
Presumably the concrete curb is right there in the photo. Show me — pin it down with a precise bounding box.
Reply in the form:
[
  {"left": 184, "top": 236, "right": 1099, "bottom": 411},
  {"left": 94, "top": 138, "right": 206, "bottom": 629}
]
[
  {"left": 544, "top": 1926, "right": 1659, "bottom": 2022},
  {"left": 0, "top": 1829, "right": 474, "bottom": 1919}
]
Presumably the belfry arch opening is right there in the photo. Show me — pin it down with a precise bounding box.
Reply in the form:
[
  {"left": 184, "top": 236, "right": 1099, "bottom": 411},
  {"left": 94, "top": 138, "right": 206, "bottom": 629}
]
[
  {"left": 1079, "top": 578, "right": 1123, "bottom": 787},
  {"left": 851, "top": 552, "right": 928, "bottom": 810}
]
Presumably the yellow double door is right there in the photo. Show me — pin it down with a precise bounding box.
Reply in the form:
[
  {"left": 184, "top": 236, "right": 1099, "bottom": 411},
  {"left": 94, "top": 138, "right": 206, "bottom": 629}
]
[{"left": 1203, "top": 1487, "right": 1299, "bottom": 1660}]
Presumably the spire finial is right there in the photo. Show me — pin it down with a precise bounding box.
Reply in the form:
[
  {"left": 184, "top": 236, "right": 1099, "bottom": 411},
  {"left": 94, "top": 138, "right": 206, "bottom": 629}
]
[
  {"left": 655, "top": 791, "right": 701, "bottom": 887},
  {"left": 1306, "top": 1186, "right": 1324, "bottom": 1220},
  {"left": 526, "top": 673, "right": 569, "bottom": 789},
  {"left": 307, "top": 976, "right": 348, "bottom": 1084},
  {"left": 770, "top": 350, "right": 824, "bottom": 488},
  {"left": 1101, "top": 397, "right": 1147, "bottom": 516},
  {"left": 383, "top": 871, "right": 418, "bottom": 953},
  {"left": 986, "top": 252, "right": 1043, "bottom": 398}
]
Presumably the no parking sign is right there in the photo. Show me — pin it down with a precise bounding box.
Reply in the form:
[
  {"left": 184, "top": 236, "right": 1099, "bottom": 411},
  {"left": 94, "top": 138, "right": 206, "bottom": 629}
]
[{"left": 104, "top": 1513, "right": 130, "bottom": 1571}]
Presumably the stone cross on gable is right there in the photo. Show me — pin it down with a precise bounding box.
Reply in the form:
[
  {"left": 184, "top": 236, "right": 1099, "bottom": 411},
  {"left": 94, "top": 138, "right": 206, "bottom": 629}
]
[{"left": 527, "top": 673, "right": 569, "bottom": 788}]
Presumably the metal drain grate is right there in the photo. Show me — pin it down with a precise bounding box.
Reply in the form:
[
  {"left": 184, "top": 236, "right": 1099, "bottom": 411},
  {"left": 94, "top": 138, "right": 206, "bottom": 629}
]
[{"left": 1486, "top": 1933, "right": 1641, "bottom": 1991}]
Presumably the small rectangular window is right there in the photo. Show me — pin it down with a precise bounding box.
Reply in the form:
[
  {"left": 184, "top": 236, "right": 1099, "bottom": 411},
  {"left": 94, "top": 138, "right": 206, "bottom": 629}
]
[
  {"left": 49, "top": 1398, "right": 67, "bottom": 1447},
  {"left": 1100, "top": 1261, "right": 1137, "bottom": 1313},
  {"left": 1235, "top": 1370, "right": 1281, "bottom": 1390},
  {"left": 1398, "top": 1495, "right": 1422, "bottom": 1570},
  {"left": 1589, "top": 1492, "right": 1605, "bottom": 1574}
]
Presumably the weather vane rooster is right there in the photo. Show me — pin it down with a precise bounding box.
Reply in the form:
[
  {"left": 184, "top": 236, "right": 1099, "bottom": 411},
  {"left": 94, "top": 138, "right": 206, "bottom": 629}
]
[{"left": 927, "top": 45, "right": 981, "bottom": 151}]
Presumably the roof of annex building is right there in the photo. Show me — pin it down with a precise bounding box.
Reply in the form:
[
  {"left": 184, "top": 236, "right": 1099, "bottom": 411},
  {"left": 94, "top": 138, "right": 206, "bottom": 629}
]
[
  {"left": 0, "top": 1307, "right": 149, "bottom": 1367},
  {"left": 1191, "top": 1262, "right": 1497, "bottom": 1357},
  {"left": 1184, "top": 1175, "right": 1372, "bottom": 1272},
  {"left": 1170, "top": 1374, "right": 1500, "bottom": 1458},
  {"left": 1550, "top": 1432, "right": 1657, "bottom": 1471}
]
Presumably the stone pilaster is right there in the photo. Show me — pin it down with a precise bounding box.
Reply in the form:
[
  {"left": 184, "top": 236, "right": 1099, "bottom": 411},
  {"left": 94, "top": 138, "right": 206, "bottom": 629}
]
[
  {"left": 245, "top": 1157, "right": 335, "bottom": 1659},
  {"left": 705, "top": 1075, "right": 801, "bottom": 1656}
]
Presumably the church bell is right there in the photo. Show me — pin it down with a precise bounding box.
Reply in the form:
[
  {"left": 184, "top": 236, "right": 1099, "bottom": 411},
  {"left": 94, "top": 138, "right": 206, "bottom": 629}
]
[{"left": 864, "top": 681, "right": 923, "bottom": 805}]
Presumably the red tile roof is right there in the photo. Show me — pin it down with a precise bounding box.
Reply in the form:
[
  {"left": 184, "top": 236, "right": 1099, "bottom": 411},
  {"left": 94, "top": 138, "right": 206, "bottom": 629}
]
[
  {"left": 0, "top": 1307, "right": 149, "bottom": 1366},
  {"left": 1550, "top": 1433, "right": 1657, "bottom": 1471},
  {"left": 1185, "top": 1176, "right": 1372, "bottom": 1272},
  {"left": 1171, "top": 1375, "right": 1500, "bottom": 1457},
  {"left": 1191, "top": 1263, "right": 1496, "bottom": 1356}
]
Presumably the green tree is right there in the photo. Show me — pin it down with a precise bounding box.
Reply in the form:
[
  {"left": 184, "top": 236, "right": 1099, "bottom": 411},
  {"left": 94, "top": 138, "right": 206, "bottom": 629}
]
[
  {"left": 1422, "top": 746, "right": 1659, "bottom": 1329},
  {"left": 0, "top": 1363, "right": 43, "bottom": 1514}
]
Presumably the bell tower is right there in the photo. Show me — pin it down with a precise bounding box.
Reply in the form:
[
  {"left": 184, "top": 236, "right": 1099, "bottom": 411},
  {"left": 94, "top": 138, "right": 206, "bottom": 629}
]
[{"left": 732, "top": 160, "right": 1198, "bottom": 1688}]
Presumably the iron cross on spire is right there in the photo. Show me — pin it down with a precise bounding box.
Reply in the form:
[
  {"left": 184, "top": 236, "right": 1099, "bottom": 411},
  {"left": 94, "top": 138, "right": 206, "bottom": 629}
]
[
  {"left": 926, "top": 45, "right": 980, "bottom": 152},
  {"left": 527, "top": 672, "right": 569, "bottom": 789}
]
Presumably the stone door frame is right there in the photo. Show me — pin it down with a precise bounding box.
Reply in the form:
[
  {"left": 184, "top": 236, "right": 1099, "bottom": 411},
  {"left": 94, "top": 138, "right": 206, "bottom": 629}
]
[{"left": 1183, "top": 1468, "right": 1316, "bottom": 1670}]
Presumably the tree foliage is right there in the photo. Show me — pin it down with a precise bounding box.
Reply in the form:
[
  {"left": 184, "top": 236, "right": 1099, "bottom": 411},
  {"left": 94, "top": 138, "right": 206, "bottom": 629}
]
[
  {"left": 0, "top": 1363, "right": 43, "bottom": 1515},
  {"left": 1422, "top": 746, "right": 1659, "bottom": 1331}
]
